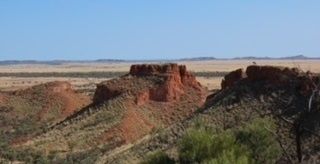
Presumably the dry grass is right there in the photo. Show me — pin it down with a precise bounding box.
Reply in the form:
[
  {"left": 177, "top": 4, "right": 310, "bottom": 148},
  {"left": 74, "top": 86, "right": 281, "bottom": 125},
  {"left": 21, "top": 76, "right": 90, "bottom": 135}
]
[
  {"left": 1, "top": 60, "right": 319, "bottom": 73},
  {"left": 0, "top": 60, "right": 319, "bottom": 91}
]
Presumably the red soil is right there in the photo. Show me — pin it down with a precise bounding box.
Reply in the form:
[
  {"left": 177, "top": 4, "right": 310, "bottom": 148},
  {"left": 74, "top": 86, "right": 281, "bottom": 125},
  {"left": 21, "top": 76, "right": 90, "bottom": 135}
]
[
  {"left": 10, "top": 81, "right": 91, "bottom": 122},
  {"left": 0, "top": 93, "right": 8, "bottom": 104},
  {"left": 95, "top": 63, "right": 207, "bottom": 144},
  {"left": 100, "top": 102, "right": 155, "bottom": 144}
]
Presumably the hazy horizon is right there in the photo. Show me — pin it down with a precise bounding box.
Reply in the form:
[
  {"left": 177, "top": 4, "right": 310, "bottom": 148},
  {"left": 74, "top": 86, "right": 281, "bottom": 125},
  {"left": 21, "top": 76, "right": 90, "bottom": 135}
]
[
  {"left": 0, "top": 54, "right": 319, "bottom": 62},
  {"left": 1, "top": 1, "right": 319, "bottom": 60}
]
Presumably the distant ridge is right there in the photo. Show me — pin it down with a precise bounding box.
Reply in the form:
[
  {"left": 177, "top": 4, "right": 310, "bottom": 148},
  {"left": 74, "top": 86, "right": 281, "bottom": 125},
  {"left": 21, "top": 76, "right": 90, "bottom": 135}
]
[
  {"left": 178, "top": 57, "right": 216, "bottom": 61},
  {"left": 280, "top": 55, "right": 309, "bottom": 59},
  {"left": 233, "top": 55, "right": 318, "bottom": 60},
  {"left": 0, "top": 55, "right": 319, "bottom": 65},
  {"left": 0, "top": 59, "right": 127, "bottom": 65}
]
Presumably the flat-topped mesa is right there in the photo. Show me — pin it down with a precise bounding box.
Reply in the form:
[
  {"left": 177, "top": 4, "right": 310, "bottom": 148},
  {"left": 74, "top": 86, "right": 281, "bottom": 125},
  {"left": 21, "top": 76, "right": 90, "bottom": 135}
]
[
  {"left": 246, "top": 65, "right": 301, "bottom": 84},
  {"left": 93, "top": 63, "right": 205, "bottom": 105},
  {"left": 221, "top": 65, "right": 319, "bottom": 95},
  {"left": 129, "top": 63, "right": 201, "bottom": 88},
  {"left": 129, "top": 63, "right": 187, "bottom": 76}
]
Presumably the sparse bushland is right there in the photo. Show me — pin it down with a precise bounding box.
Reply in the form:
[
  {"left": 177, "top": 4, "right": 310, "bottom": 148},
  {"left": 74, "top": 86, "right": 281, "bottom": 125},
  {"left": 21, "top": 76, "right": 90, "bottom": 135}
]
[
  {"left": 236, "top": 118, "right": 281, "bottom": 163},
  {"left": 178, "top": 128, "right": 250, "bottom": 164},
  {"left": 143, "top": 118, "right": 281, "bottom": 164},
  {"left": 0, "top": 141, "right": 49, "bottom": 164},
  {"left": 0, "top": 71, "right": 229, "bottom": 79},
  {"left": 0, "top": 138, "right": 107, "bottom": 164},
  {"left": 0, "top": 71, "right": 127, "bottom": 78},
  {"left": 142, "top": 151, "right": 175, "bottom": 164}
]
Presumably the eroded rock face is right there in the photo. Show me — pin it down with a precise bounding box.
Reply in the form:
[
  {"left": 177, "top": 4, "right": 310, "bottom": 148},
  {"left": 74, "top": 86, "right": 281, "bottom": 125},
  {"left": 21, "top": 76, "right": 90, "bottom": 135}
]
[
  {"left": 246, "top": 65, "right": 301, "bottom": 85},
  {"left": 133, "top": 64, "right": 203, "bottom": 102},
  {"left": 91, "top": 63, "right": 207, "bottom": 144},
  {"left": 94, "top": 63, "right": 204, "bottom": 104},
  {"left": 129, "top": 63, "right": 182, "bottom": 76},
  {"left": 94, "top": 84, "right": 123, "bottom": 104},
  {"left": 0, "top": 93, "right": 8, "bottom": 104},
  {"left": 221, "top": 68, "right": 246, "bottom": 89},
  {"left": 45, "top": 81, "right": 73, "bottom": 93},
  {"left": 221, "top": 65, "right": 319, "bottom": 96}
]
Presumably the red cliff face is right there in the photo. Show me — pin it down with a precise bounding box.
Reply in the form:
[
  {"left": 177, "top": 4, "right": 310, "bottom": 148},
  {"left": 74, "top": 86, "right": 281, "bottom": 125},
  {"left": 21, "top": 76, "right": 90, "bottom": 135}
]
[
  {"left": 221, "top": 65, "right": 319, "bottom": 96},
  {"left": 92, "top": 63, "right": 207, "bottom": 144},
  {"left": 94, "top": 63, "right": 204, "bottom": 105},
  {"left": 132, "top": 64, "right": 203, "bottom": 103},
  {"left": 221, "top": 68, "right": 246, "bottom": 89},
  {"left": 246, "top": 65, "right": 301, "bottom": 85}
]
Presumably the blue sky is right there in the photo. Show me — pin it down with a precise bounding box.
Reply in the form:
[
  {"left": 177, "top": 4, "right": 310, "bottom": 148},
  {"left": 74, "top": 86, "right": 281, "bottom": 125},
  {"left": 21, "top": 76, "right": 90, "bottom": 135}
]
[{"left": 0, "top": 1, "right": 319, "bottom": 60}]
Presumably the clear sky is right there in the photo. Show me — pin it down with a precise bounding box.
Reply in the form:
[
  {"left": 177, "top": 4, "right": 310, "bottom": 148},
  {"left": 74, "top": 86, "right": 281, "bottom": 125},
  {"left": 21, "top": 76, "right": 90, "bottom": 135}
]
[{"left": 0, "top": 1, "right": 319, "bottom": 60}]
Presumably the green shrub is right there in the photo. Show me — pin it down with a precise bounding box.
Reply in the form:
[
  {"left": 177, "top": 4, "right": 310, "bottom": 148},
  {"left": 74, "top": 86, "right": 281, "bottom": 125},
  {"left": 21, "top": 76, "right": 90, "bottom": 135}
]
[
  {"left": 236, "top": 118, "right": 281, "bottom": 163},
  {"left": 203, "top": 149, "right": 250, "bottom": 164},
  {"left": 178, "top": 127, "right": 250, "bottom": 164},
  {"left": 178, "top": 128, "right": 215, "bottom": 163},
  {"left": 142, "top": 151, "right": 175, "bottom": 164},
  {"left": 177, "top": 118, "right": 281, "bottom": 164}
]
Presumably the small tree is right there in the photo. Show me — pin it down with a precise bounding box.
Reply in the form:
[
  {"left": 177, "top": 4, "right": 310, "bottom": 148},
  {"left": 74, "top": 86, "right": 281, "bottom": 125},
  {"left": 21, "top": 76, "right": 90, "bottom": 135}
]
[
  {"left": 142, "top": 151, "right": 175, "bottom": 164},
  {"left": 236, "top": 118, "right": 281, "bottom": 163},
  {"left": 178, "top": 127, "right": 250, "bottom": 163}
]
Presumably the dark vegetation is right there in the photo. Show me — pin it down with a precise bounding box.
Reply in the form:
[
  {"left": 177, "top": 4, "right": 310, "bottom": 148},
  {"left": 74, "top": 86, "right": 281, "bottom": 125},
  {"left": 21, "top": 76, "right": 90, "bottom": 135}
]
[
  {"left": 1, "top": 65, "right": 319, "bottom": 163},
  {"left": 143, "top": 118, "right": 281, "bottom": 164},
  {"left": 0, "top": 139, "right": 107, "bottom": 164}
]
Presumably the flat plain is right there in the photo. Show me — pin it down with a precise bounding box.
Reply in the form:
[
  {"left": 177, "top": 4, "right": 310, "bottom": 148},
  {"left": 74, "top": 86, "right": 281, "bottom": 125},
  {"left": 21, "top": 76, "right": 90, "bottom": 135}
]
[{"left": 0, "top": 60, "right": 319, "bottom": 91}]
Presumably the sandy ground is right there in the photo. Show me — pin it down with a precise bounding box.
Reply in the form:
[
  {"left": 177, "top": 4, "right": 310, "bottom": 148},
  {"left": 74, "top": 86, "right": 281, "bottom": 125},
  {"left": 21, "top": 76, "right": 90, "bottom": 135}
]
[
  {"left": 0, "top": 60, "right": 319, "bottom": 91},
  {"left": 0, "top": 60, "right": 319, "bottom": 73},
  {"left": 0, "top": 77, "right": 110, "bottom": 92}
]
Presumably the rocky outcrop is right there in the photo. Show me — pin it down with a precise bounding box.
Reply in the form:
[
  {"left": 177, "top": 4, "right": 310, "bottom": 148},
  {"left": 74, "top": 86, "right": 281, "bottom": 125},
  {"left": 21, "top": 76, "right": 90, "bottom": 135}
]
[
  {"left": 221, "top": 68, "right": 246, "bottom": 89},
  {"left": 130, "top": 64, "right": 200, "bottom": 86},
  {"left": 89, "top": 63, "right": 206, "bottom": 144},
  {"left": 221, "top": 65, "right": 319, "bottom": 96},
  {"left": 246, "top": 65, "right": 301, "bottom": 85},
  {"left": 130, "top": 63, "right": 182, "bottom": 76},
  {"left": 94, "top": 84, "right": 123, "bottom": 104},
  {"left": 131, "top": 64, "right": 202, "bottom": 102},
  {"left": 45, "top": 81, "right": 73, "bottom": 93},
  {"left": 0, "top": 93, "right": 8, "bottom": 104},
  {"left": 94, "top": 63, "right": 204, "bottom": 104}
]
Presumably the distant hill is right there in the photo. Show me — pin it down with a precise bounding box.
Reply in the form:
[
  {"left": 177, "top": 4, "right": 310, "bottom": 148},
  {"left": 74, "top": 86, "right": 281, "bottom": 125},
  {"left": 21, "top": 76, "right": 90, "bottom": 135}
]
[
  {"left": 0, "top": 55, "right": 319, "bottom": 65},
  {"left": 233, "top": 56, "right": 272, "bottom": 60},
  {"left": 280, "top": 55, "right": 309, "bottom": 59},
  {"left": 0, "top": 59, "right": 127, "bottom": 65},
  {"left": 233, "top": 55, "right": 319, "bottom": 60},
  {"left": 178, "top": 57, "right": 216, "bottom": 61}
]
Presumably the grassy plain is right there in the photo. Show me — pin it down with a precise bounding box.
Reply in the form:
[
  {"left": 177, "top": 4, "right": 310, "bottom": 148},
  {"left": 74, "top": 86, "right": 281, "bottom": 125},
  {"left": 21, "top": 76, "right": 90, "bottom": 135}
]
[{"left": 0, "top": 60, "right": 319, "bottom": 91}]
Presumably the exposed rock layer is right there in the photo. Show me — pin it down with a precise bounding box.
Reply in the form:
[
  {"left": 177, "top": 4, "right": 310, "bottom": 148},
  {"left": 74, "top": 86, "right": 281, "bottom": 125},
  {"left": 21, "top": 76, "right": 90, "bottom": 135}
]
[
  {"left": 91, "top": 63, "right": 206, "bottom": 143},
  {"left": 221, "top": 65, "right": 319, "bottom": 95},
  {"left": 221, "top": 68, "right": 246, "bottom": 89},
  {"left": 94, "top": 63, "right": 203, "bottom": 104}
]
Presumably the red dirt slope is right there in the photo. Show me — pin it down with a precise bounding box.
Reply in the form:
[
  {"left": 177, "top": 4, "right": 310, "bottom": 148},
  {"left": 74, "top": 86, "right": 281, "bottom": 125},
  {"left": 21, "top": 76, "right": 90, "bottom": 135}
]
[
  {"left": 95, "top": 63, "right": 207, "bottom": 143},
  {"left": 0, "top": 81, "right": 91, "bottom": 145},
  {"left": 12, "top": 81, "right": 91, "bottom": 121}
]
